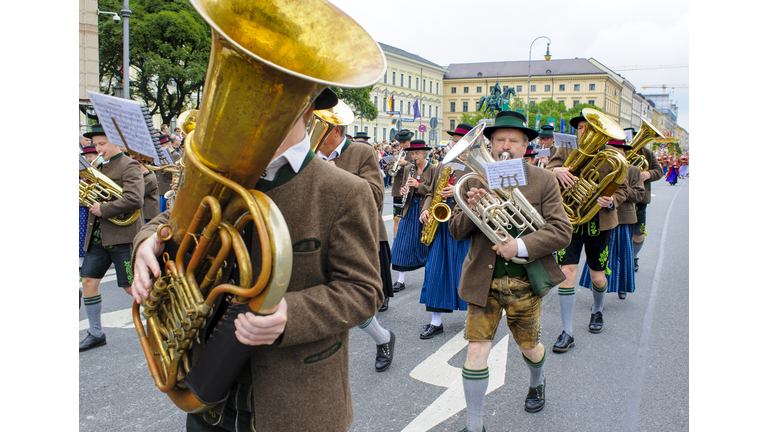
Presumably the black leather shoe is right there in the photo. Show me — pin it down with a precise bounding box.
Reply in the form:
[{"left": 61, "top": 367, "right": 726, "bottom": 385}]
[
  {"left": 79, "top": 332, "right": 107, "bottom": 352},
  {"left": 378, "top": 297, "right": 389, "bottom": 312},
  {"left": 634, "top": 258, "right": 639, "bottom": 272},
  {"left": 588, "top": 311, "right": 604, "bottom": 333},
  {"left": 552, "top": 331, "right": 574, "bottom": 353},
  {"left": 618, "top": 291, "right": 627, "bottom": 299},
  {"left": 393, "top": 281, "right": 405, "bottom": 292},
  {"left": 524, "top": 380, "right": 545, "bottom": 413},
  {"left": 420, "top": 324, "right": 444, "bottom": 339},
  {"left": 375, "top": 331, "right": 395, "bottom": 372}
]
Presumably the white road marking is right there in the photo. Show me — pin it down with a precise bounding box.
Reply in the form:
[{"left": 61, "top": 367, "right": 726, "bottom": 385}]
[
  {"left": 383, "top": 214, "right": 393, "bottom": 221},
  {"left": 402, "top": 329, "right": 509, "bottom": 432},
  {"left": 79, "top": 307, "right": 144, "bottom": 331},
  {"left": 79, "top": 268, "right": 117, "bottom": 288}
]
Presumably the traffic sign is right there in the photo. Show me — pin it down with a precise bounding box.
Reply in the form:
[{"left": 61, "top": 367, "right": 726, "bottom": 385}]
[
  {"left": 418, "top": 125, "right": 427, "bottom": 133},
  {"left": 430, "top": 117, "right": 438, "bottom": 129},
  {"left": 396, "top": 120, "right": 402, "bottom": 130}
]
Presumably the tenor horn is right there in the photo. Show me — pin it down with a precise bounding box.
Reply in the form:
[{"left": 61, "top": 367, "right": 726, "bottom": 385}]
[
  {"left": 442, "top": 123, "right": 546, "bottom": 264},
  {"left": 625, "top": 118, "right": 663, "bottom": 172},
  {"left": 133, "top": 0, "right": 385, "bottom": 413}
]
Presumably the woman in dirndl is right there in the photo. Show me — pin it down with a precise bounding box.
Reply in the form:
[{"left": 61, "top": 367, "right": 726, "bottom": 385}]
[
  {"left": 390, "top": 141, "right": 438, "bottom": 292},
  {"left": 666, "top": 155, "right": 680, "bottom": 185}
]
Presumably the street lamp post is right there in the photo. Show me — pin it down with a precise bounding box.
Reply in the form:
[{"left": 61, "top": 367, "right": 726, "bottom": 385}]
[
  {"left": 526, "top": 36, "right": 552, "bottom": 126},
  {"left": 121, "top": 1, "right": 131, "bottom": 99}
]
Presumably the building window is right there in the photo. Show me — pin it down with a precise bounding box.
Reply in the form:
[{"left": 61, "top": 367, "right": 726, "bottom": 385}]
[
  {"left": 422, "top": 103, "right": 425, "bottom": 116},
  {"left": 429, "top": 105, "right": 432, "bottom": 117},
  {"left": 392, "top": 71, "right": 396, "bottom": 85},
  {"left": 373, "top": 126, "right": 377, "bottom": 140},
  {"left": 407, "top": 102, "right": 411, "bottom": 115},
  {"left": 531, "top": 85, "right": 536, "bottom": 92},
  {"left": 545, "top": 84, "right": 551, "bottom": 92},
  {"left": 517, "top": 85, "right": 523, "bottom": 92},
  {"left": 450, "top": 102, "right": 456, "bottom": 112},
  {"left": 354, "top": 125, "right": 359, "bottom": 134},
  {"left": 559, "top": 84, "right": 565, "bottom": 91},
  {"left": 423, "top": 80, "right": 426, "bottom": 92},
  {"left": 436, "top": 83, "right": 439, "bottom": 94},
  {"left": 408, "top": 76, "right": 412, "bottom": 89},
  {"left": 364, "top": 126, "right": 368, "bottom": 134},
  {"left": 450, "top": 119, "right": 456, "bottom": 129},
  {"left": 588, "top": 100, "right": 595, "bottom": 105},
  {"left": 573, "top": 100, "right": 580, "bottom": 107},
  {"left": 430, "top": 81, "right": 433, "bottom": 93},
  {"left": 374, "top": 96, "right": 378, "bottom": 107},
  {"left": 384, "top": 71, "right": 387, "bottom": 84},
  {"left": 400, "top": 74, "right": 404, "bottom": 87},
  {"left": 400, "top": 100, "right": 403, "bottom": 113},
  {"left": 464, "top": 87, "right": 469, "bottom": 93},
  {"left": 451, "top": 87, "right": 457, "bottom": 94},
  {"left": 477, "top": 86, "right": 482, "bottom": 93},
  {"left": 574, "top": 84, "right": 580, "bottom": 91},
  {"left": 530, "top": 100, "right": 536, "bottom": 108},
  {"left": 589, "top": 83, "right": 596, "bottom": 91},
  {"left": 383, "top": 128, "right": 387, "bottom": 141},
  {"left": 383, "top": 97, "right": 388, "bottom": 111},
  {"left": 415, "top": 77, "right": 419, "bottom": 90},
  {"left": 463, "top": 101, "right": 468, "bottom": 112}
]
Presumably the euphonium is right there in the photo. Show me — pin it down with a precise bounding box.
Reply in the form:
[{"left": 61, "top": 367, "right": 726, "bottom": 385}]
[
  {"left": 78, "top": 152, "right": 142, "bottom": 226},
  {"left": 132, "top": 0, "right": 385, "bottom": 414},
  {"left": 560, "top": 108, "right": 628, "bottom": 226},
  {"left": 442, "top": 123, "right": 546, "bottom": 264},
  {"left": 420, "top": 165, "right": 452, "bottom": 245},
  {"left": 385, "top": 149, "right": 406, "bottom": 176},
  {"left": 625, "top": 118, "right": 663, "bottom": 172},
  {"left": 308, "top": 99, "right": 355, "bottom": 151}
]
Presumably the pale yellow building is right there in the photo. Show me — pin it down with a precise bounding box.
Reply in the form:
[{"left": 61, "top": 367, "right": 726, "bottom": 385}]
[
  {"left": 443, "top": 58, "right": 626, "bottom": 131},
  {"left": 360, "top": 43, "right": 445, "bottom": 145},
  {"left": 79, "top": 0, "right": 99, "bottom": 133}
]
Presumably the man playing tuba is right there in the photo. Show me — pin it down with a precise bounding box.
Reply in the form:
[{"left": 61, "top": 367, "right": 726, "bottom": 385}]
[{"left": 450, "top": 111, "right": 571, "bottom": 431}]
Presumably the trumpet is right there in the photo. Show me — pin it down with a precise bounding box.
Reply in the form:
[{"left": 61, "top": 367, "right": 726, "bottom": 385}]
[
  {"left": 385, "top": 149, "right": 406, "bottom": 176},
  {"left": 442, "top": 123, "right": 545, "bottom": 264}
]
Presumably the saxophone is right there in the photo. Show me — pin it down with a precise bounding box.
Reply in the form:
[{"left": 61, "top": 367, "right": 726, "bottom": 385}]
[
  {"left": 78, "top": 152, "right": 142, "bottom": 226},
  {"left": 420, "top": 165, "right": 452, "bottom": 245},
  {"left": 132, "top": 0, "right": 386, "bottom": 413}
]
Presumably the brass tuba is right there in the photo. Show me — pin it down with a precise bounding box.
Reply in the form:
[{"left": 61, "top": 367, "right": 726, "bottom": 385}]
[
  {"left": 420, "top": 164, "right": 452, "bottom": 245},
  {"left": 625, "top": 118, "right": 663, "bottom": 172},
  {"left": 79, "top": 152, "right": 142, "bottom": 226},
  {"left": 132, "top": 0, "right": 386, "bottom": 414},
  {"left": 308, "top": 99, "right": 355, "bottom": 151},
  {"left": 443, "top": 123, "right": 546, "bottom": 264},
  {"left": 560, "top": 108, "right": 628, "bottom": 226}
]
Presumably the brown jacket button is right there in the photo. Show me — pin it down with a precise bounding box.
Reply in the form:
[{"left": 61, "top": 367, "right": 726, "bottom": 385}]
[{"left": 488, "top": 265, "right": 493, "bottom": 269}]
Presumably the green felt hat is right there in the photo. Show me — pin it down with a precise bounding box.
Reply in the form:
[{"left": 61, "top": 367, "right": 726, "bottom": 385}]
[
  {"left": 83, "top": 123, "right": 106, "bottom": 139},
  {"left": 539, "top": 125, "right": 554, "bottom": 138},
  {"left": 482, "top": 111, "right": 538, "bottom": 141},
  {"left": 395, "top": 129, "right": 414, "bottom": 142},
  {"left": 354, "top": 131, "right": 370, "bottom": 139}
]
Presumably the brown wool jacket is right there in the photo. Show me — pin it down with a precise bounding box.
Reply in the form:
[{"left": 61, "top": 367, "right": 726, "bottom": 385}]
[
  {"left": 638, "top": 147, "right": 664, "bottom": 205},
  {"left": 421, "top": 160, "right": 472, "bottom": 214},
  {"left": 133, "top": 156, "right": 382, "bottom": 431},
  {"left": 142, "top": 171, "right": 160, "bottom": 221},
  {"left": 333, "top": 139, "right": 388, "bottom": 243},
  {"left": 547, "top": 146, "right": 629, "bottom": 231},
  {"left": 83, "top": 153, "right": 144, "bottom": 250},
  {"left": 617, "top": 165, "right": 646, "bottom": 225},
  {"left": 449, "top": 164, "right": 572, "bottom": 306},
  {"left": 156, "top": 149, "right": 182, "bottom": 196},
  {"left": 400, "top": 160, "right": 439, "bottom": 218}
]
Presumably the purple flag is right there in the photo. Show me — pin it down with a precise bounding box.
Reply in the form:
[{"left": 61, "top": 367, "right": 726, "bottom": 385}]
[{"left": 413, "top": 99, "right": 421, "bottom": 119}]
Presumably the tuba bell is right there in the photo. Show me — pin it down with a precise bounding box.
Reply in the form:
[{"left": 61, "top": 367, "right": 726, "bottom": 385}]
[
  {"left": 308, "top": 99, "right": 355, "bottom": 151},
  {"left": 442, "top": 123, "right": 546, "bottom": 264},
  {"left": 560, "top": 108, "right": 628, "bottom": 226},
  {"left": 132, "top": 0, "right": 386, "bottom": 413},
  {"left": 625, "top": 118, "right": 663, "bottom": 172}
]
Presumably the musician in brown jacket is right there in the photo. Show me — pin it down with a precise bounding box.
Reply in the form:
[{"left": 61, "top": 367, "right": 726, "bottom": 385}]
[
  {"left": 390, "top": 129, "right": 414, "bottom": 241},
  {"left": 449, "top": 111, "right": 571, "bottom": 431},
  {"left": 79, "top": 123, "right": 144, "bottom": 352},
  {"left": 130, "top": 90, "right": 382, "bottom": 432},
  {"left": 315, "top": 111, "right": 396, "bottom": 373},
  {"left": 137, "top": 158, "right": 160, "bottom": 222},
  {"left": 546, "top": 113, "right": 630, "bottom": 352}
]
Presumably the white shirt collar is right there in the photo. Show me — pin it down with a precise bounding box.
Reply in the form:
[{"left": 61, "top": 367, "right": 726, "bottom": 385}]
[
  {"left": 316, "top": 137, "right": 347, "bottom": 162},
  {"left": 261, "top": 133, "right": 311, "bottom": 181}
]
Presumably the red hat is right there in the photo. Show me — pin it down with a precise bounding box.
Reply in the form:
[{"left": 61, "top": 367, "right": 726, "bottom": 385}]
[
  {"left": 81, "top": 145, "right": 98, "bottom": 154},
  {"left": 607, "top": 139, "right": 632, "bottom": 149},
  {"left": 158, "top": 134, "right": 170, "bottom": 144}
]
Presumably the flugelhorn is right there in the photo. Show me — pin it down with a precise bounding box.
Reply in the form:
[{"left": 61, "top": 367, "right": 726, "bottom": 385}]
[
  {"left": 132, "top": 0, "right": 386, "bottom": 414},
  {"left": 308, "top": 99, "right": 355, "bottom": 151},
  {"left": 625, "top": 118, "right": 663, "bottom": 172},
  {"left": 560, "top": 108, "right": 628, "bottom": 226},
  {"left": 442, "top": 123, "right": 545, "bottom": 264},
  {"left": 79, "top": 152, "right": 142, "bottom": 226}
]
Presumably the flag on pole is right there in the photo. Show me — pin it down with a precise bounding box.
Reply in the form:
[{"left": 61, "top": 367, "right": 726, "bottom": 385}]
[
  {"left": 535, "top": 111, "right": 541, "bottom": 130},
  {"left": 413, "top": 99, "right": 421, "bottom": 119},
  {"left": 388, "top": 95, "right": 394, "bottom": 117},
  {"left": 561, "top": 118, "right": 566, "bottom": 134}
]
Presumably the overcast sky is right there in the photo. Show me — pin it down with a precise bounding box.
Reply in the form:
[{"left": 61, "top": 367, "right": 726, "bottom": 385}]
[{"left": 330, "top": 0, "right": 689, "bottom": 130}]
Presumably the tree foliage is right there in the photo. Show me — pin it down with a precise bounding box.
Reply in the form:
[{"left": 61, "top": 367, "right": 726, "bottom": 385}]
[
  {"left": 459, "top": 111, "right": 485, "bottom": 127},
  {"left": 526, "top": 99, "right": 603, "bottom": 133},
  {"left": 329, "top": 86, "right": 378, "bottom": 122},
  {"left": 97, "top": 0, "right": 211, "bottom": 124}
]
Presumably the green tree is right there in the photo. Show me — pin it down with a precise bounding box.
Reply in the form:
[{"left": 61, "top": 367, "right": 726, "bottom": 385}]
[
  {"left": 329, "top": 86, "right": 378, "bottom": 122},
  {"left": 459, "top": 111, "right": 484, "bottom": 127},
  {"left": 97, "top": 0, "right": 211, "bottom": 125},
  {"left": 526, "top": 99, "right": 567, "bottom": 131}
]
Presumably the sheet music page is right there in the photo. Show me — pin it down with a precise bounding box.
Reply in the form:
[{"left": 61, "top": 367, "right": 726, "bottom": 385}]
[
  {"left": 485, "top": 158, "right": 527, "bottom": 190},
  {"left": 535, "top": 148, "right": 550, "bottom": 158},
  {"left": 87, "top": 91, "right": 159, "bottom": 160},
  {"left": 554, "top": 132, "right": 578, "bottom": 150}
]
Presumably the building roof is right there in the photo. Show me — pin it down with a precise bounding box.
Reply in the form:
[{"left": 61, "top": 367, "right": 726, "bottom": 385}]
[
  {"left": 444, "top": 58, "right": 606, "bottom": 79},
  {"left": 378, "top": 42, "right": 443, "bottom": 69}
]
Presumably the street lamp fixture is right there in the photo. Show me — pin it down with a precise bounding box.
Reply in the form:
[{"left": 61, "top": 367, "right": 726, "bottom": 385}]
[
  {"left": 113, "top": 83, "right": 123, "bottom": 99},
  {"left": 526, "top": 36, "right": 552, "bottom": 126}
]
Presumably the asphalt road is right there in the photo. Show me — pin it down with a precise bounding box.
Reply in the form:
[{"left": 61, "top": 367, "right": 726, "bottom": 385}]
[{"left": 79, "top": 176, "right": 689, "bottom": 432}]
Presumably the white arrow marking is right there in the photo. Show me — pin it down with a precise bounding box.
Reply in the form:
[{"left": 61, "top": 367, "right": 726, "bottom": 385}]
[
  {"left": 402, "top": 329, "right": 509, "bottom": 432},
  {"left": 79, "top": 307, "right": 144, "bottom": 331}
]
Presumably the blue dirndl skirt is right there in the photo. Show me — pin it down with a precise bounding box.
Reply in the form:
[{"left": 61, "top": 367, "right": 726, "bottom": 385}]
[
  {"left": 419, "top": 199, "right": 470, "bottom": 311},
  {"left": 79, "top": 206, "right": 89, "bottom": 258},
  {"left": 391, "top": 195, "right": 429, "bottom": 271},
  {"left": 579, "top": 224, "right": 636, "bottom": 293}
]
